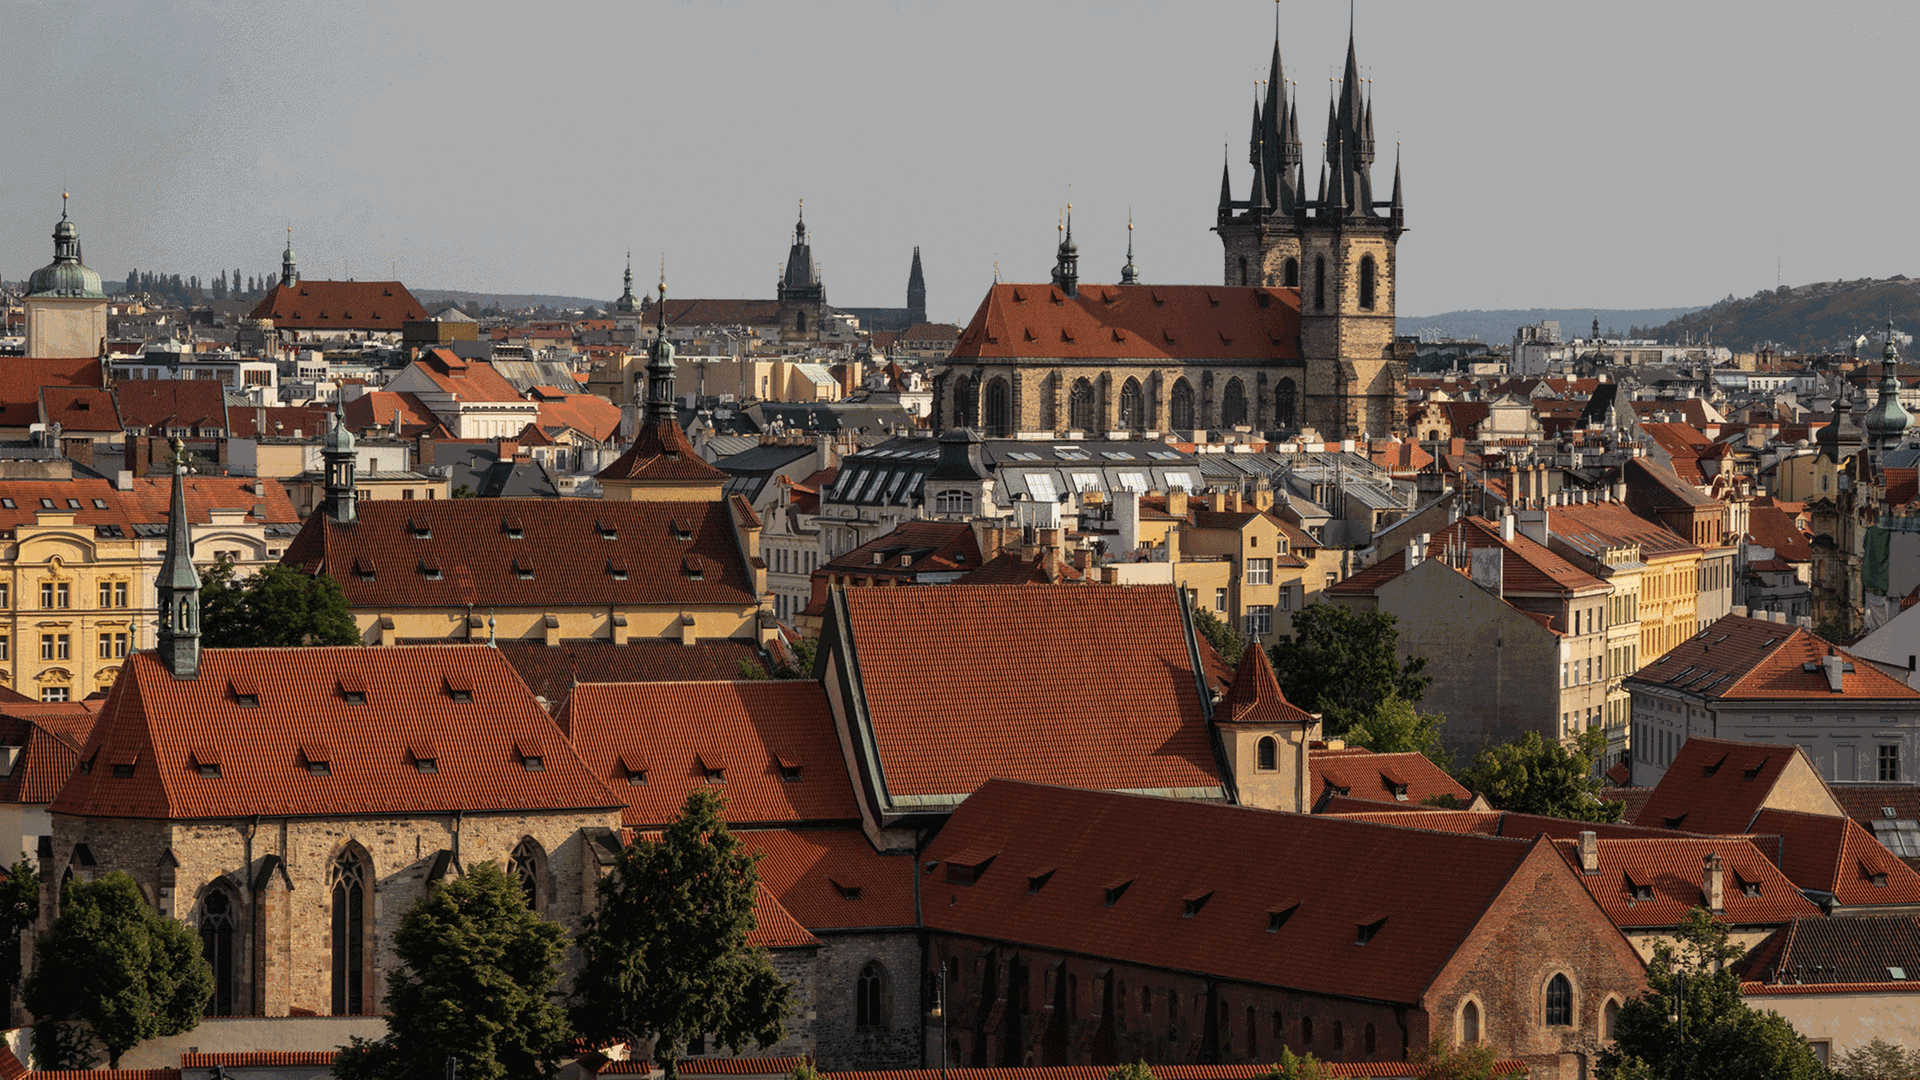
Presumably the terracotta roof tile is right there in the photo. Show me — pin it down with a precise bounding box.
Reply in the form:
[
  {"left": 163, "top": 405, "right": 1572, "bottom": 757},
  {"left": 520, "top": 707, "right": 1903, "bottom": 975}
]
[
  {"left": 557, "top": 681, "right": 858, "bottom": 828},
  {"left": 840, "top": 586, "right": 1223, "bottom": 799},
  {"left": 1546, "top": 500, "right": 1702, "bottom": 560},
  {"left": 742, "top": 827, "right": 918, "bottom": 930},
  {"left": 39, "top": 386, "right": 121, "bottom": 433},
  {"left": 180, "top": 1051, "right": 338, "bottom": 1067},
  {"left": 1743, "top": 503, "right": 1814, "bottom": 561},
  {"left": 1309, "top": 749, "right": 1467, "bottom": 807},
  {"left": 819, "top": 520, "right": 981, "bottom": 579},
  {"left": 924, "top": 780, "right": 1558, "bottom": 1006},
  {"left": 950, "top": 284, "right": 1302, "bottom": 363},
  {"left": 0, "top": 358, "right": 103, "bottom": 429},
  {"left": 497, "top": 639, "right": 767, "bottom": 706},
  {"left": 114, "top": 379, "right": 228, "bottom": 433},
  {"left": 1219, "top": 645, "right": 1315, "bottom": 727},
  {"left": 1750, "top": 808, "right": 1920, "bottom": 907},
  {"left": 249, "top": 279, "right": 427, "bottom": 331},
  {"left": 51, "top": 646, "right": 623, "bottom": 820},
  {"left": 1549, "top": 836, "right": 1819, "bottom": 929},
  {"left": 598, "top": 419, "right": 727, "bottom": 483},
  {"left": 1628, "top": 616, "right": 1920, "bottom": 702},
  {"left": 343, "top": 390, "right": 438, "bottom": 436},
  {"left": 1632, "top": 737, "right": 1808, "bottom": 835},
  {"left": 1329, "top": 516, "right": 1606, "bottom": 604},
  {"left": 281, "top": 499, "right": 755, "bottom": 610},
  {"left": 0, "top": 703, "right": 98, "bottom": 805},
  {"left": 748, "top": 881, "right": 819, "bottom": 949}
]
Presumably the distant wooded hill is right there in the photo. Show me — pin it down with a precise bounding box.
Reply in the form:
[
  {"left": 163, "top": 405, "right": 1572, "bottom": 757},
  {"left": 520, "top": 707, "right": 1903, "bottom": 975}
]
[
  {"left": 413, "top": 289, "right": 605, "bottom": 313},
  {"left": 1641, "top": 277, "right": 1920, "bottom": 352}
]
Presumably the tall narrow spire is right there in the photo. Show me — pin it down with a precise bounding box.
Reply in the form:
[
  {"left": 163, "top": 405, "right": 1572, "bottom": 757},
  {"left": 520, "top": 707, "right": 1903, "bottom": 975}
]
[
  {"left": 907, "top": 246, "right": 927, "bottom": 326},
  {"left": 156, "top": 438, "right": 201, "bottom": 680},
  {"left": 322, "top": 404, "right": 357, "bottom": 523},
  {"left": 646, "top": 267, "right": 679, "bottom": 425},
  {"left": 281, "top": 226, "right": 298, "bottom": 288},
  {"left": 1120, "top": 212, "right": 1140, "bottom": 285},
  {"left": 1051, "top": 206, "right": 1079, "bottom": 297},
  {"left": 1218, "top": 144, "right": 1234, "bottom": 217}
]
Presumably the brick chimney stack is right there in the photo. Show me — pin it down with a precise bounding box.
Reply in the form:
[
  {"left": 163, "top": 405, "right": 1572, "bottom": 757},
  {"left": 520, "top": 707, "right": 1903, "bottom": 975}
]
[
  {"left": 1578, "top": 831, "right": 1599, "bottom": 875},
  {"left": 1704, "top": 852, "right": 1724, "bottom": 912}
]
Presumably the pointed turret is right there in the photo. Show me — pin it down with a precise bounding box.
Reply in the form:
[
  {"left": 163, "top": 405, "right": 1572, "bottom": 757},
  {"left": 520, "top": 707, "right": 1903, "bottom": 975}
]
[
  {"left": 1250, "top": 137, "right": 1270, "bottom": 213},
  {"left": 156, "top": 438, "right": 201, "bottom": 681},
  {"left": 1866, "top": 318, "right": 1912, "bottom": 459},
  {"left": 1050, "top": 207, "right": 1079, "bottom": 297},
  {"left": 1218, "top": 145, "right": 1234, "bottom": 220},
  {"left": 612, "top": 251, "right": 641, "bottom": 313},
  {"left": 1120, "top": 214, "right": 1140, "bottom": 285},
  {"left": 1249, "top": 96, "right": 1264, "bottom": 168},
  {"left": 281, "top": 226, "right": 298, "bottom": 288},
  {"left": 646, "top": 270, "right": 679, "bottom": 425},
  {"left": 322, "top": 405, "right": 357, "bottom": 523},
  {"left": 907, "top": 246, "right": 927, "bottom": 325}
]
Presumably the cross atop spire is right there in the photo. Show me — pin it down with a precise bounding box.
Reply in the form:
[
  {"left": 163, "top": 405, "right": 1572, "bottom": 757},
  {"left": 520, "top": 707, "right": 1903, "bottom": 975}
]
[{"left": 1120, "top": 210, "right": 1140, "bottom": 285}]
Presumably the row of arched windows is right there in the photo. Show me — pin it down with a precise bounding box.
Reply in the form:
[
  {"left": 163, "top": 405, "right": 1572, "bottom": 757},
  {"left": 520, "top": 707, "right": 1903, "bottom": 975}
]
[
  {"left": 1457, "top": 975, "right": 1621, "bottom": 1045},
  {"left": 182, "top": 836, "right": 550, "bottom": 1018},
  {"left": 966, "top": 375, "right": 1298, "bottom": 437}
]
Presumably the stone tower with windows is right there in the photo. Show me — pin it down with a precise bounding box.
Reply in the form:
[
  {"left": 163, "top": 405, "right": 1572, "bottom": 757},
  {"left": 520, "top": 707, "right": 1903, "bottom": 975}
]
[
  {"left": 776, "top": 200, "right": 826, "bottom": 342},
  {"left": 1215, "top": 28, "right": 1406, "bottom": 440}
]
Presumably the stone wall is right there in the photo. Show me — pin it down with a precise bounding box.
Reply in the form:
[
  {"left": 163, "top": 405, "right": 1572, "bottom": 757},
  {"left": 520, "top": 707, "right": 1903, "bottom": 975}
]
[{"left": 811, "top": 929, "right": 922, "bottom": 1070}]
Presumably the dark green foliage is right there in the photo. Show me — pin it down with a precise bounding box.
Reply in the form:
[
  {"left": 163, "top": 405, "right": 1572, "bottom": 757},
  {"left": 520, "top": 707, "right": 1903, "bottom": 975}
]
[
  {"left": 1836, "top": 1037, "right": 1920, "bottom": 1080},
  {"left": 1597, "top": 908, "right": 1831, "bottom": 1080},
  {"left": 31, "top": 1019, "right": 98, "bottom": 1071},
  {"left": 1269, "top": 603, "right": 1431, "bottom": 735},
  {"left": 1107, "top": 1063, "right": 1157, "bottom": 1080},
  {"left": 1191, "top": 605, "right": 1248, "bottom": 668},
  {"left": 1343, "top": 694, "right": 1450, "bottom": 769},
  {"left": 199, "top": 562, "right": 360, "bottom": 648},
  {"left": 1255, "top": 1047, "right": 1332, "bottom": 1080},
  {"left": 573, "top": 790, "right": 795, "bottom": 1080},
  {"left": 737, "top": 638, "right": 820, "bottom": 681},
  {"left": 24, "top": 872, "right": 213, "bottom": 1069},
  {"left": 0, "top": 860, "right": 39, "bottom": 994},
  {"left": 1453, "top": 728, "right": 1623, "bottom": 823},
  {"left": 332, "top": 862, "right": 572, "bottom": 1080}
]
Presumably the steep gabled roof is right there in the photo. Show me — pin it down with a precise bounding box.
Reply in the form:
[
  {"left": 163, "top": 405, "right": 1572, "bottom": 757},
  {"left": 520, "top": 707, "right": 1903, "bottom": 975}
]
[
  {"left": 1547, "top": 500, "right": 1702, "bottom": 561},
  {"left": 51, "top": 646, "right": 622, "bottom": 820},
  {"left": 114, "top": 379, "right": 229, "bottom": 433},
  {"left": 0, "top": 358, "right": 103, "bottom": 429},
  {"left": 949, "top": 283, "right": 1302, "bottom": 363},
  {"left": 1309, "top": 748, "right": 1466, "bottom": 807},
  {"left": 280, "top": 499, "right": 756, "bottom": 609},
  {"left": 1549, "top": 836, "right": 1818, "bottom": 929},
  {"left": 556, "top": 681, "right": 858, "bottom": 828},
  {"left": 248, "top": 279, "right": 427, "bottom": 331},
  {"left": 1632, "top": 737, "right": 1837, "bottom": 835},
  {"left": 1750, "top": 808, "right": 1920, "bottom": 908},
  {"left": 742, "top": 827, "right": 918, "bottom": 930},
  {"left": 596, "top": 419, "right": 726, "bottom": 483},
  {"left": 0, "top": 703, "right": 99, "bottom": 805},
  {"left": 1741, "top": 915, "right": 1920, "bottom": 986},
  {"left": 39, "top": 386, "right": 121, "bottom": 434},
  {"left": 1628, "top": 615, "right": 1920, "bottom": 701},
  {"left": 924, "top": 779, "right": 1560, "bottom": 1006},
  {"left": 496, "top": 639, "right": 764, "bottom": 706},
  {"left": 838, "top": 585, "right": 1223, "bottom": 800},
  {"left": 1218, "top": 641, "right": 1316, "bottom": 727}
]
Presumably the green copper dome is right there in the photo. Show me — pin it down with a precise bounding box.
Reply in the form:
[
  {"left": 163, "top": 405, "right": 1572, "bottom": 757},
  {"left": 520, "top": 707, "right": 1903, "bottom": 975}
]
[
  {"left": 324, "top": 410, "right": 356, "bottom": 455},
  {"left": 26, "top": 200, "right": 104, "bottom": 299},
  {"left": 1866, "top": 320, "right": 1911, "bottom": 444}
]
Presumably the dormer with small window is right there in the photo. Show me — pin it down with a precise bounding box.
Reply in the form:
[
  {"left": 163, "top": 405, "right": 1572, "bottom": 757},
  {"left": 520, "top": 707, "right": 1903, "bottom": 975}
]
[
  {"left": 337, "top": 675, "right": 368, "bottom": 706},
  {"left": 444, "top": 673, "right": 473, "bottom": 703},
  {"left": 943, "top": 849, "right": 998, "bottom": 886}
]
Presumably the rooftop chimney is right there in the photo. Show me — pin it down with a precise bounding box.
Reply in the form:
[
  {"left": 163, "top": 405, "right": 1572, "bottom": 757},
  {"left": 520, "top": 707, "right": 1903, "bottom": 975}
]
[
  {"left": 1578, "top": 831, "right": 1599, "bottom": 875},
  {"left": 1168, "top": 487, "right": 1188, "bottom": 518},
  {"left": 1500, "top": 515, "right": 1516, "bottom": 543},
  {"left": 1704, "top": 852, "right": 1724, "bottom": 913}
]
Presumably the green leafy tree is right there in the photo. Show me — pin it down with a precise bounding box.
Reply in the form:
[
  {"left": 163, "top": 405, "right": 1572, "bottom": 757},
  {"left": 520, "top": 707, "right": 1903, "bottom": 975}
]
[
  {"left": 1597, "top": 908, "right": 1830, "bottom": 1080},
  {"left": 1342, "top": 693, "right": 1450, "bottom": 768},
  {"left": 1410, "top": 1037, "right": 1500, "bottom": 1080},
  {"left": 1836, "top": 1037, "right": 1920, "bottom": 1080},
  {"left": 1454, "top": 728, "right": 1624, "bottom": 823},
  {"left": 333, "top": 862, "right": 572, "bottom": 1080},
  {"left": 199, "top": 562, "right": 360, "bottom": 648},
  {"left": 1269, "top": 603, "right": 1431, "bottom": 735},
  {"left": 23, "top": 872, "right": 213, "bottom": 1069},
  {"left": 1108, "top": 1063, "right": 1157, "bottom": 1080},
  {"left": 1257, "top": 1047, "right": 1332, "bottom": 1080},
  {"left": 1192, "top": 605, "right": 1248, "bottom": 668},
  {"left": 0, "top": 860, "right": 39, "bottom": 995},
  {"left": 573, "top": 790, "right": 796, "bottom": 1080},
  {"left": 788, "top": 1065, "right": 826, "bottom": 1080}
]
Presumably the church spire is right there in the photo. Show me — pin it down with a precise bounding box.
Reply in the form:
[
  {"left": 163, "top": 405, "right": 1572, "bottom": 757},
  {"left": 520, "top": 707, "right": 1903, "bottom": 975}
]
[
  {"left": 1051, "top": 206, "right": 1079, "bottom": 298},
  {"left": 646, "top": 265, "right": 679, "bottom": 425},
  {"left": 1120, "top": 212, "right": 1140, "bottom": 285},
  {"left": 281, "top": 226, "right": 298, "bottom": 288},
  {"left": 156, "top": 438, "right": 201, "bottom": 680},
  {"left": 907, "top": 246, "right": 927, "bottom": 325},
  {"left": 322, "top": 403, "right": 357, "bottom": 523},
  {"left": 1218, "top": 144, "right": 1234, "bottom": 220}
]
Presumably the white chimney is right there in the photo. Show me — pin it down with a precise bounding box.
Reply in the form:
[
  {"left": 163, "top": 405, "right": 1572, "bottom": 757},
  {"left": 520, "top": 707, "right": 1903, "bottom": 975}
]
[
  {"left": 1114, "top": 490, "right": 1140, "bottom": 556},
  {"left": 1578, "top": 831, "right": 1598, "bottom": 874},
  {"left": 1704, "top": 852, "right": 1724, "bottom": 913},
  {"left": 1500, "top": 515, "right": 1516, "bottom": 543}
]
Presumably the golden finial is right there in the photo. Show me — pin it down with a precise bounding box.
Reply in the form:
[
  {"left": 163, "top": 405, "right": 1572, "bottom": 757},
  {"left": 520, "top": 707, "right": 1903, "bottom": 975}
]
[{"left": 657, "top": 255, "right": 666, "bottom": 294}]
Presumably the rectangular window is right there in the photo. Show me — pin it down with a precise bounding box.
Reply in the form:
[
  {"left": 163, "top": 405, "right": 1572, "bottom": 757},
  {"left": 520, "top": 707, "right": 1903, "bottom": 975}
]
[
  {"left": 99, "top": 582, "right": 112, "bottom": 609},
  {"left": 40, "top": 687, "right": 68, "bottom": 703},
  {"left": 114, "top": 582, "right": 127, "bottom": 607},
  {"left": 1882, "top": 745, "right": 1901, "bottom": 783},
  {"left": 97, "top": 633, "right": 113, "bottom": 660},
  {"left": 1246, "top": 558, "right": 1273, "bottom": 586},
  {"left": 1215, "top": 588, "right": 1228, "bottom": 613},
  {"left": 0, "top": 636, "right": 9, "bottom": 661},
  {"left": 1244, "top": 605, "right": 1273, "bottom": 638}
]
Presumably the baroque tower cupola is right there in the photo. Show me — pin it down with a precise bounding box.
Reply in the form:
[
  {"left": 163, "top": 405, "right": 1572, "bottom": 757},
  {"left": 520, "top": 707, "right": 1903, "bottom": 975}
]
[{"left": 156, "top": 438, "right": 201, "bottom": 680}]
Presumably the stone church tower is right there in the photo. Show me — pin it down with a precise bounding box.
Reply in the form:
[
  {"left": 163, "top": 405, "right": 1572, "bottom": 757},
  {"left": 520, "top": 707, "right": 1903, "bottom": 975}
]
[
  {"left": 1215, "top": 29, "right": 1407, "bottom": 439},
  {"left": 776, "top": 200, "right": 826, "bottom": 342}
]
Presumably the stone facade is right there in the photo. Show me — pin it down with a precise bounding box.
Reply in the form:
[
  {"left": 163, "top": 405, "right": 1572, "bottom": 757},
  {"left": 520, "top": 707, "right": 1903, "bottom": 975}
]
[
  {"left": 811, "top": 930, "right": 923, "bottom": 1070},
  {"left": 938, "top": 363, "right": 1301, "bottom": 441},
  {"left": 43, "top": 807, "right": 620, "bottom": 1018}
]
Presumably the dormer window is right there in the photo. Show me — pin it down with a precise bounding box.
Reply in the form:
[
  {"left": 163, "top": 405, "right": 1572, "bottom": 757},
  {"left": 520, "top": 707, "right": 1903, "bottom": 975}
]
[
  {"left": 684, "top": 555, "right": 706, "bottom": 581},
  {"left": 1356, "top": 917, "right": 1387, "bottom": 945},
  {"left": 597, "top": 520, "right": 618, "bottom": 540},
  {"left": 1028, "top": 867, "right": 1056, "bottom": 894},
  {"left": 444, "top": 674, "right": 473, "bottom": 703},
  {"left": 513, "top": 556, "right": 534, "bottom": 580},
  {"left": 1268, "top": 903, "right": 1300, "bottom": 932},
  {"left": 419, "top": 558, "right": 441, "bottom": 581},
  {"left": 112, "top": 763, "right": 135, "bottom": 779},
  {"left": 408, "top": 519, "right": 431, "bottom": 539},
  {"left": 1103, "top": 878, "right": 1133, "bottom": 906},
  {"left": 671, "top": 518, "right": 693, "bottom": 541},
  {"left": 353, "top": 557, "right": 376, "bottom": 582},
  {"left": 516, "top": 740, "right": 545, "bottom": 772},
  {"left": 945, "top": 850, "right": 997, "bottom": 886},
  {"left": 415, "top": 758, "right": 438, "bottom": 774},
  {"left": 196, "top": 763, "right": 222, "bottom": 778},
  {"left": 627, "top": 767, "right": 647, "bottom": 785},
  {"left": 502, "top": 516, "right": 525, "bottom": 539},
  {"left": 522, "top": 756, "right": 545, "bottom": 772},
  {"left": 1182, "top": 890, "right": 1213, "bottom": 918},
  {"left": 608, "top": 558, "right": 629, "bottom": 581},
  {"left": 229, "top": 677, "right": 259, "bottom": 708},
  {"left": 831, "top": 879, "right": 862, "bottom": 900},
  {"left": 778, "top": 756, "right": 803, "bottom": 783},
  {"left": 1625, "top": 873, "right": 1655, "bottom": 903}
]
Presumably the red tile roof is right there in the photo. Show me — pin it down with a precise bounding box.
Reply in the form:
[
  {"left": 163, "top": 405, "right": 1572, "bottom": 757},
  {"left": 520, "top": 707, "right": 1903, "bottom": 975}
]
[
  {"left": 0, "top": 703, "right": 98, "bottom": 805},
  {"left": 654, "top": 298, "right": 783, "bottom": 327},
  {"left": 51, "top": 646, "right": 623, "bottom": 820},
  {"left": 950, "top": 284, "right": 1302, "bottom": 363},
  {"left": 1329, "top": 516, "right": 1606, "bottom": 604},
  {"left": 343, "top": 390, "right": 438, "bottom": 436},
  {"left": 39, "top": 386, "right": 121, "bottom": 434},
  {"left": 1309, "top": 749, "right": 1467, "bottom": 807},
  {"left": 281, "top": 499, "right": 757, "bottom": 610},
  {"left": 838, "top": 585, "right": 1224, "bottom": 799},
  {"left": 249, "top": 279, "right": 428, "bottom": 331},
  {"left": 227, "top": 404, "right": 339, "bottom": 439},
  {"left": 818, "top": 520, "right": 981, "bottom": 580},
  {"left": 1545, "top": 500, "right": 1702, "bottom": 561},
  {"left": 597, "top": 419, "right": 727, "bottom": 484},
  {"left": 1749, "top": 808, "right": 1920, "bottom": 908},
  {"left": 556, "top": 680, "right": 858, "bottom": 828},
  {"left": 411, "top": 351, "right": 527, "bottom": 402},
  {"left": 497, "top": 640, "right": 767, "bottom": 706},
  {"left": 1218, "top": 641, "right": 1316, "bottom": 727},
  {"left": 0, "top": 476, "right": 294, "bottom": 532},
  {"left": 114, "top": 379, "right": 228, "bottom": 434},
  {"left": 741, "top": 827, "right": 919, "bottom": 930},
  {"left": 0, "top": 358, "right": 104, "bottom": 429},
  {"left": 535, "top": 393, "right": 621, "bottom": 442},
  {"left": 1323, "top": 805, "right": 1683, "bottom": 840},
  {"left": 924, "top": 779, "right": 1581, "bottom": 1006},
  {"left": 180, "top": 1051, "right": 337, "bottom": 1067},
  {"left": 1627, "top": 615, "right": 1920, "bottom": 702},
  {"left": 1549, "top": 836, "right": 1819, "bottom": 929},
  {"left": 1745, "top": 503, "right": 1813, "bottom": 562},
  {"left": 747, "top": 882, "right": 819, "bottom": 949},
  {"left": 1632, "top": 737, "right": 1810, "bottom": 835}
]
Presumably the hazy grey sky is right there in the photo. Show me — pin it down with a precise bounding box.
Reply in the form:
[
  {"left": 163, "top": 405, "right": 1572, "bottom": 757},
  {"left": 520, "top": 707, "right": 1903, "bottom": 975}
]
[{"left": 4, "top": 1, "right": 1913, "bottom": 321}]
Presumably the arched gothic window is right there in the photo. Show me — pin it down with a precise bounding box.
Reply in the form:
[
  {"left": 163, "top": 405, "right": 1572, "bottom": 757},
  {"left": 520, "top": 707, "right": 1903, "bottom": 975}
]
[
  {"left": 200, "top": 887, "right": 237, "bottom": 1017},
  {"left": 1283, "top": 257, "right": 1300, "bottom": 289},
  {"left": 1069, "top": 378, "right": 1097, "bottom": 433},
  {"left": 1359, "top": 254, "right": 1377, "bottom": 310},
  {"left": 1246, "top": 1004, "right": 1258, "bottom": 1056},
  {"left": 1364, "top": 1022, "right": 1377, "bottom": 1056},
  {"left": 1222, "top": 379, "right": 1247, "bottom": 428},
  {"left": 982, "top": 377, "right": 1011, "bottom": 438},
  {"left": 857, "top": 961, "right": 887, "bottom": 1028},
  {"left": 509, "top": 838, "right": 543, "bottom": 910},
  {"left": 953, "top": 375, "right": 977, "bottom": 430},
  {"left": 1238, "top": 257, "right": 1249, "bottom": 286},
  {"left": 1314, "top": 256, "right": 1327, "bottom": 311},
  {"left": 795, "top": 311, "right": 808, "bottom": 334},
  {"left": 1545, "top": 974, "right": 1573, "bottom": 1026},
  {"left": 1257, "top": 737, "right": 1278, "bottom": 771},
  {"left": 330, "top": 847, "right": 369, "bottom": 1015},
  {"left": 1460, "top": 999, "right": 1481, "bottom": 1044},
  {"left": 1274, "top": 378, "right": 1297, "bottom": 432},
  {"left": 1603, "top": 997, "right": 1621, "bottom": 1040},
  {"left": 1118, "top": 378, "right": 1144, "bottom": 432},
  {"left": 1170, "top": 379, "right": 1195, "bottom": 433}
]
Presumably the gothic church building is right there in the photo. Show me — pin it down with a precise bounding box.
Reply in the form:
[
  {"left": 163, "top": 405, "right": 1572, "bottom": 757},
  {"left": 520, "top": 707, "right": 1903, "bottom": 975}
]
[{"left": 936, "top": 28, "right": 1406, "bottom": 442}]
